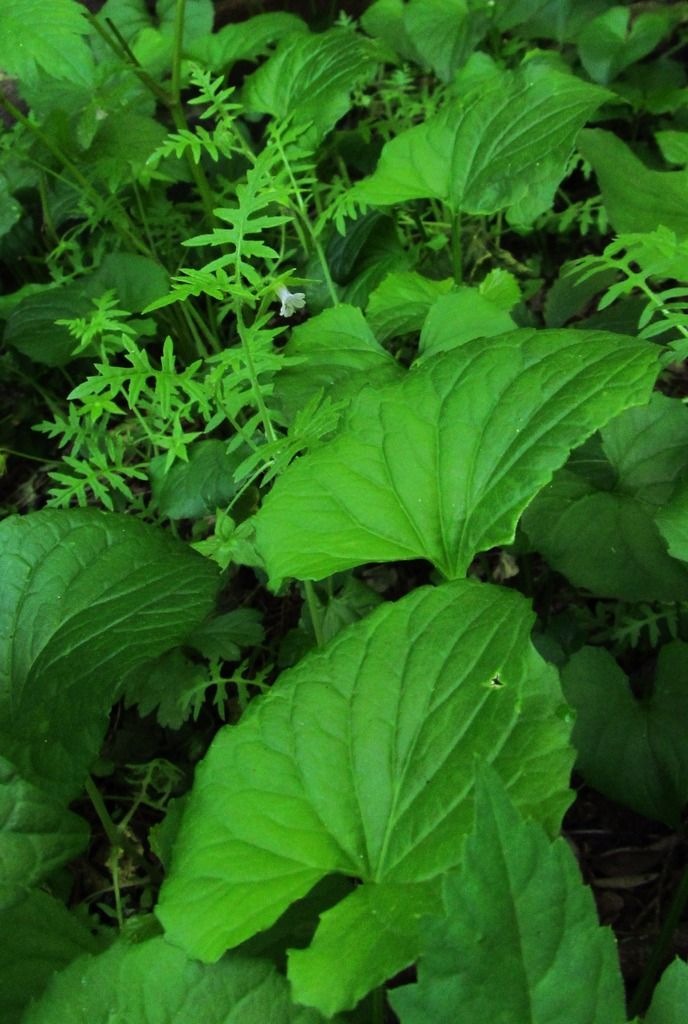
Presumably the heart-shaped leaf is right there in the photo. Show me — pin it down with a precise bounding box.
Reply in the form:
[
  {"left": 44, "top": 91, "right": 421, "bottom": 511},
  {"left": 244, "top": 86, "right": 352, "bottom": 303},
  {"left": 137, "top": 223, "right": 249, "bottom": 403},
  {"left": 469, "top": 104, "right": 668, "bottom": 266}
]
[
  {"left": 352, "top": 65, "right": 611, "bottom": 222},
  {"left": 157, "top": 579, "right": 574, "bottom": 1012},
  {"left": 561, "top": 643, "right": 688, "bottom": 825},
  {"left": 254, "top": 328, "right": 657, "bottom": 585}
]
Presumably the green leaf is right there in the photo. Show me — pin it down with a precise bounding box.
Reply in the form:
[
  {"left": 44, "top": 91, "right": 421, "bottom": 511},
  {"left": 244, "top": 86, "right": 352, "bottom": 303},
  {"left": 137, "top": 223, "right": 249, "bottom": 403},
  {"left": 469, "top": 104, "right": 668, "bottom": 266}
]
[
  {"left": 189, "top": 609, "right": 265, "bottom": 662},
  {"left": 150, "top": 440, "right": 242, "bottom": 520},
  {"left": 89, "top": 253, "right": 169, "bottom": 313},
  {"left": 523, "top": 471, "right": 688, "bottom": 602},
  {"left": 0, "top": 178, "right": 22, "bottom": 240},
  {"left": 523, "top": 395, "right": 688, "bottom": 601},
  {"left": 0, "top": 890, "right": 101, "bottom": 1024},
  {"left": 275, "top": 304, "right": 403, "bottom": 420},
  {"left": 0, "top": 757, "right": 88, "bottom": 909},
  {"left": 360, "top": 0, "right": 422, "bottom": 63},
  {"left": 390, "top": 769, "right": 626, "bottom": 1024},
  {"left": 85, "top": 111, "right": 168, "bottom": 190},
  {"left": 189, "top": 12, "right": 307, "bottom": 69},
  {"left": 655, "top": 130, "right": 688, "bottom": 167},
  {"left": 158, "top": 579, "right": 574, "bottom": 1013},
  {"left": 601, "top": 393, "right": 688, "bottom": 506},
  {"left": 0, "top": 0, "right": 92, "bottom": 85},
  {"left": 288, "top": 882, "right": 444, "bottom": 1017},
  {"left": 94, "top": 0, "right": 151, "bottom": 45},
  {"left": 242, "top": 28, "right": 381, "bottom": 142},
  {"left": 22, "top": 936, "right": 328, "bottom": 1024},
  {"left": 578, "top": 129, "right": 688, "bottom": 237},
  {"left": 656, "top": 480, "right": 688, "bottom": 563},
  {"left": 353, "top": 65, "right": 611, "bottom": 222},
  {"left": 156, "top": 0, "right": 213, "bottom": 40},
  {"left": 0, "top": 509, "right": 219, "bottom": 799},
  {"left": 577, "top": 7, "right": 674, "bottom": 85},
  {"left": 561, "top": 644, "right": 688, "bottom": 825},
  {"left": 645, "top": 960, "right": 688, "bottom": 1024},
  {"left": 253, "top": 328, "right": 657, "bottom": 585},
  {"left": 418, "top": 287, "right": 516, "bottom": 360},
  {"left": 403, "top": 0, "right": 489, "bottom": 83},
  {"left": 3, "top": 284, "right": 92, "bottom": 366},
  {"left": 366, "top": 272, "right": 453, "bottom": 343}
]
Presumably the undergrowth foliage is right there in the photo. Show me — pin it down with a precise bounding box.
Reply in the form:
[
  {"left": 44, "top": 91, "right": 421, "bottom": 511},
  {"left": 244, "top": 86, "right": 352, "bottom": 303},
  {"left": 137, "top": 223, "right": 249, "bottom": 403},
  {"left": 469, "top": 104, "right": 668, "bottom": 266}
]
[{"left": 1, "top": 1, "right": 688, "bottom": 1022}]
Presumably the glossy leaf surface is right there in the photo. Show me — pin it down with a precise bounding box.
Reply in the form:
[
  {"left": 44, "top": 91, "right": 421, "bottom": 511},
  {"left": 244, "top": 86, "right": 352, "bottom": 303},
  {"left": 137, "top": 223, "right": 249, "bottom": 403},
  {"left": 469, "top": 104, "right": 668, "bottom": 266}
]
[
  {"left": 254, "top": 328, "right": 657, "bottom": 585},
  {"left": 158, "top": 580, "right": 574, "bottom": 1012}
]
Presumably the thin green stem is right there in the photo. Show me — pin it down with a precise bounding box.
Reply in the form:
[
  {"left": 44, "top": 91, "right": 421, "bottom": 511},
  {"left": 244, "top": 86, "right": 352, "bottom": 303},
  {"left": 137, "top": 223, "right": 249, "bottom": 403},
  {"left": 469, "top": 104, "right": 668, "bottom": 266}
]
[
  {"left": 628, "top": 857, "right": 688, "bottom": 1017},
  {"left": 451, "top": 212, "right": 463, "bottom": 285},
  {"left": 85, "top": 775, "right": 122, "bottom": 850},
  {"left": 370, "top": 986, "right": 385, "bottom": 1024},
  {"left": 85, "top": 13, "right": 171, "bottom": 105},
  {"left": 272, "top": 131, "right": 339, "bottom": 306},
  {"left": 1, "top": 447, "right": 52, "bottom": 464},
  {"left": 236, "top": 304, "right": 277, "bottom": 443},
  {"left": 0, "top": 93, "right": 152, "bottom": 257},
  {"left": 304, "top": 580, "right": 325, "bottom": 647}
]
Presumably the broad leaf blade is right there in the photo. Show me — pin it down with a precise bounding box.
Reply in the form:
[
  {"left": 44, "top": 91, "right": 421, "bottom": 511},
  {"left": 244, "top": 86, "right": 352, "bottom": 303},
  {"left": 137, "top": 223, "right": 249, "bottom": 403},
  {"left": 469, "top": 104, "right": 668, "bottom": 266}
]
[
  {"left": 353, "top": 65, "right": 611, "bottom": 221},
  {"left": 288, "top": 882, "right": 443, "bottom": 1016},
  {"left": 276, "top": 305, "right": 402, "bottom": 419},
  {"left": 645, "top": 960, "right": 688, "bottom": 1024},
  {"left": 561, "top": 644, "right": 688, "bottom": 825},
  {"left": 578, "top": 129, "right": 688, "bottom": 236},
  {"left": 242, "top": 28, "right": 381, "bottom": 142},
  {"left": 0, "top": 890, "right": 101, "bottom": 1024},
  {"left": 0, "top": 757, "right": 88, "bottom": 909},
  {"left": 0, "top": 0, "right": 92, "bottom": 85},
  {"left": 23, "top": 936, "right": 328, "bottom": 1024},
  {"left": 391, "top": 770, "right": 626, "bottom": 1024},
  {"left": 254, "top": 328, "right": 657, "bottom": 585},
  {"left": 0, "top": 509, "right": 219, "bottom": 799},
  {"left": 158, "top": 579, "right": 574, "bottom": 1011}
]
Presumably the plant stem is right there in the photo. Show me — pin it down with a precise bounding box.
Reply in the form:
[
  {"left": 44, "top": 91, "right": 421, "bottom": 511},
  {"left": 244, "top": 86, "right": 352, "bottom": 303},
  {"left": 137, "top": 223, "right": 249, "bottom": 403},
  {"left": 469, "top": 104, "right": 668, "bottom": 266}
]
[
  {"left": 86, "top": 775, "right": 122, "bottom": 850},
  {"left": 0, "top": 93, "right": 152, "bottom": 257},
  {"left": 370, "top": 986, "right": 386, "bottom": 1024},
  {"left": 169, "top": 0, "right": 217, "bottom": 225},
  {"left": 304, "top": 580, "right": 325, "bottom": 647},
  {"left": 451, "top": 212, "right": 463, "bottom": 285},
  {"left": 628, "top": 856, "right": 688, "bottom": 1017}
]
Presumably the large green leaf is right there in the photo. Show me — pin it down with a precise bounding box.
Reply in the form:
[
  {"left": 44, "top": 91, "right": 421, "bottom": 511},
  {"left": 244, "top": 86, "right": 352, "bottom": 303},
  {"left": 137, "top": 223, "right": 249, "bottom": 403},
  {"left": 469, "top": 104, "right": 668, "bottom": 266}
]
[
  {"left": 578, "top": 130, "right": 688, "bottom": 237},
  {"left": 523, "top": 394, "right": 688, "bottom": 601},
  {"left": 0, "top": 0, "right": 92, "bottom": 85},
  {"left": 524, "top": 474, "right": 688, "bottom": 601},
  {"left": 158, "top": 580, "right": 575, "bottom": 1012},
  {"left": 0, "top": 756, "right": 88, "bottom": 909},
  {"left": 645, "top": 960, "right": 688, "bottom": 1024},
  {"left": 22, "top": 936, "right": 328, "bottom": 1024},
  {"left": 390, "top": 770, "right": 626, "bottom": 1024},
  {"left": 403, "top": 0, "right": 489, "bottom": 83},
  {"left": 0, "top": 890, "right": 101, "bottom": 1024},
  {"left": 417, "top": 286, "right": 516, "bottom": 360},
  {"left": 577, "top": 6, "right": 675, "bottom": 85},
  {"left": 242, "top": 28, "right": 381, "bottom": 142},
  {"left": 0, "top": 509, "right": 219, "bottom": 799},
  {"left": 352, "top": 65, "right": 611, "bottom": 222},
  {"left": 366, "top": 272, "right": 453, "bottom": 344},
  {"left": 253, "top": 328, "right": 657, "bottom": 585},
  {"left": 276, "top": 304, "right": 402, "bottom": 419},
  {"left": 188, "top": 12, "right": 307, "bottom": 69},
  {"left": 561, "top": 644, "right": 688, "bottom": 825},
  {"left": 656, "top": 480, "right": 688, "bottom": 563}
]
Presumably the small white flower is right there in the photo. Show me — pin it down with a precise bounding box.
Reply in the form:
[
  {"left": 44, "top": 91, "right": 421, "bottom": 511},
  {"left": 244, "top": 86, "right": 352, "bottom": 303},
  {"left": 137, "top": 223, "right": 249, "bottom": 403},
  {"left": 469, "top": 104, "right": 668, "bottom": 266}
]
[{"left": 277, "top": 285, "right": 306, "bottom": 318}]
